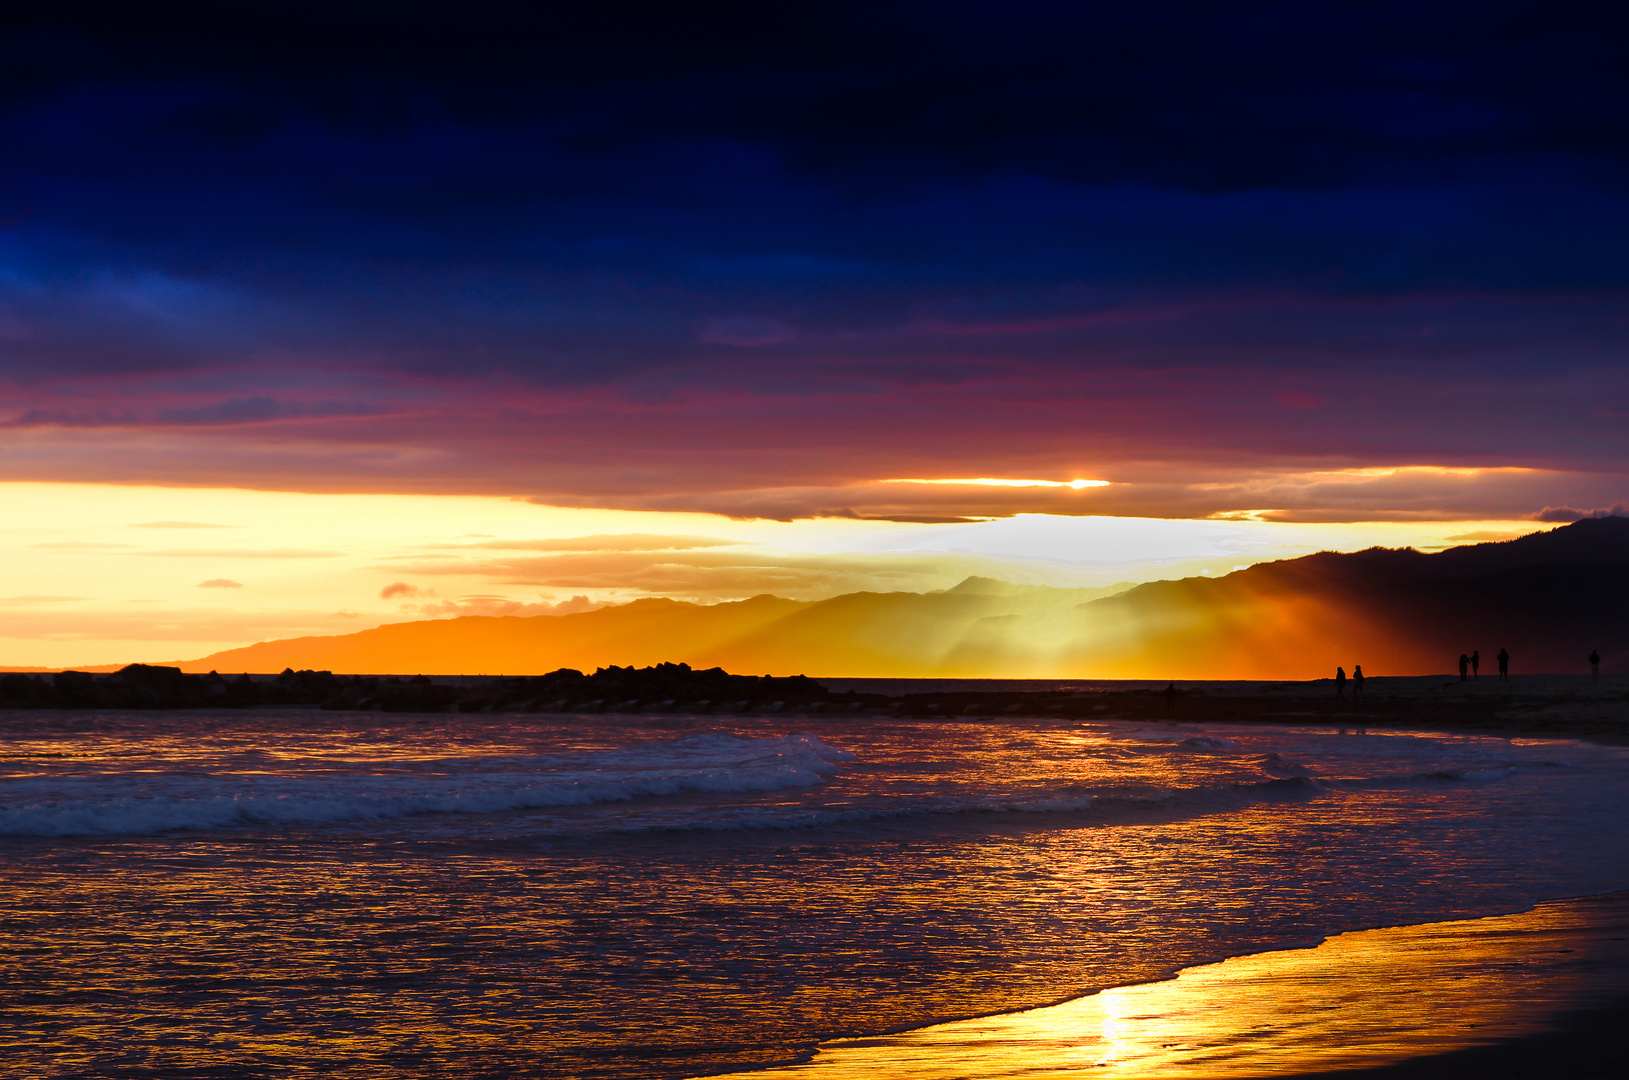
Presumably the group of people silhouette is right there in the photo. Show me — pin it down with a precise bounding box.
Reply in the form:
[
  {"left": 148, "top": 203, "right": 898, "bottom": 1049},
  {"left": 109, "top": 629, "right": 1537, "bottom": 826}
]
[
  {"left": 1457, "top": 649, "right": 1510, "bottom": 681},
  {"left": 1332, "top": 648, "right": 1606, "bottom": 697}
]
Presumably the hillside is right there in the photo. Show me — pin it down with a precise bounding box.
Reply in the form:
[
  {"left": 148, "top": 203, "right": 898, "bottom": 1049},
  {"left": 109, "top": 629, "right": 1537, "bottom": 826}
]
[
  {"left": 176, "top": 579, "right": 1129, "bottom": 676},
  {"left": 1060, "top": 517, "right": 1629, "bottom": 678},
  {"left": 171, "top": 519, "right": 1629, "bottom": 678}
]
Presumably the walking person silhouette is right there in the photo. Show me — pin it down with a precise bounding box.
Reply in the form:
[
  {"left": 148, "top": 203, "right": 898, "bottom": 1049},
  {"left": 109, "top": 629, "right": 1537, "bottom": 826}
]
[
  {"left": 1352, "top": 665, "right": 1365, "bottom": 699},
  {"left": 1497, "top": 647, "right": 1510, "bottom": 681},
  {"left": 1335, "top": 666, "right": 1346, "bottom": 700},
  {"left": 1471, "top": 650, "right": 1480, "bottom": 680},
  {"left": 1591, "top": 649, "right": 1601, "bottom": 682},
  {"left": 1458, "top": 653, "right": 1469, "bottom": 681}
]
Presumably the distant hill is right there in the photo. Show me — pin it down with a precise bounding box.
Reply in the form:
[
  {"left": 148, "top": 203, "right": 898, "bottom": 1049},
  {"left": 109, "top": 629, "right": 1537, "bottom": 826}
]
[
  {"left": 1061, "top": 517, "right": 1629, "bottom": 678},
  {"left": 170, "top": 518, "right": 1629, "bottom": 678},
  {"left": 173, "top": 578, "right": 1131, "bottom": 677}
]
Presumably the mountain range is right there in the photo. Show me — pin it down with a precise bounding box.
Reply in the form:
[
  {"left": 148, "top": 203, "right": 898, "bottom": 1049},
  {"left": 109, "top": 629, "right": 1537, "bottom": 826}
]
[{"left": 164, "top": 518, "right": 1628, "bottom": 678}]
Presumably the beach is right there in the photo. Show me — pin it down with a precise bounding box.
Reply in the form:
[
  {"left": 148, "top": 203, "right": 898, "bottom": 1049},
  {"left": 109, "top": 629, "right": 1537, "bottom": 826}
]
[
  {"left": 3, "top": 683, "right": 1629, "bottom": 1077},
  {"left": 718, "top": 891, "right": 1629, "bottom": 1079}
]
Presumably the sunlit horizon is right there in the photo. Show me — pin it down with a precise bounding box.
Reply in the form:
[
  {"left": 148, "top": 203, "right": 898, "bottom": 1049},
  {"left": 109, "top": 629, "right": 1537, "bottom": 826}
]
[{"left": 0, "top": 480, "right": 1552, "bottom": 669}]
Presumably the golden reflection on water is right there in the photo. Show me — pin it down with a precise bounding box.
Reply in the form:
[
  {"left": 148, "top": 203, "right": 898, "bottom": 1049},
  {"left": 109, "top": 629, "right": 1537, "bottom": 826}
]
[{"left": 732, "top": 895, "right": 1629, "bottom": 1079}]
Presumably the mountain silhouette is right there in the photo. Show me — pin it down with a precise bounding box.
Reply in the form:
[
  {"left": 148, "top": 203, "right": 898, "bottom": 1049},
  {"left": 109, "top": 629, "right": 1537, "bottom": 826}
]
[
  {"left": 1064, "top": 516, "right": 1629, "bottom": 678},
  {"left": 168, "top": 518, "right": 1629, "bottom": 678}
]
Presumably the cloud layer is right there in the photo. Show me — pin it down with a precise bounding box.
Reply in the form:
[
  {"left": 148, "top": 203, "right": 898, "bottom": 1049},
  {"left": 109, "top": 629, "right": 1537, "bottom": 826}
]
[{"left": 2, "top": 4, "right": 1628, "bottom": 519}]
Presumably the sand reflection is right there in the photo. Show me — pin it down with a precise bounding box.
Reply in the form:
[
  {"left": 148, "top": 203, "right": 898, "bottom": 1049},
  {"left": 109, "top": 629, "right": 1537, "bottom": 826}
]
[{"left": 731, "top": 893, "right": 1629, "bottom": 1078}]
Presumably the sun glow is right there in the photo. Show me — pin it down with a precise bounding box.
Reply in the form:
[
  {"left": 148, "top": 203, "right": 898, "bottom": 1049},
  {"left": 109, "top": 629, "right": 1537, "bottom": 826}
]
[{"left": 0, "top": 481, "right": 1551, "bottom": 669}]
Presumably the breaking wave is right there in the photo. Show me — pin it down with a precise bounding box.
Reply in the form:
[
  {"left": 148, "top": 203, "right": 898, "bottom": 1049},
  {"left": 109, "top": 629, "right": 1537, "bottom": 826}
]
[{"left": 0, "top": 732, "right": 854, "bottom": 838}]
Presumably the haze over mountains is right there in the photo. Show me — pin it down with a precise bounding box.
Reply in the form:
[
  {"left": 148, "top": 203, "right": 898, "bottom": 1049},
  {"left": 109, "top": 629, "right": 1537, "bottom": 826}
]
[{"left": 165, "top": 519, "right": 1627, "bottom": 679}]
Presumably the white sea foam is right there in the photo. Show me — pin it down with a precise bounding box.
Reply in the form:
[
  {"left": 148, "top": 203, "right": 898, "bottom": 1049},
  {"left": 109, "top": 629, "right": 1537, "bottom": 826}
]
[{"left": 0, "top": 732, "right": 854, "bottom": 837}]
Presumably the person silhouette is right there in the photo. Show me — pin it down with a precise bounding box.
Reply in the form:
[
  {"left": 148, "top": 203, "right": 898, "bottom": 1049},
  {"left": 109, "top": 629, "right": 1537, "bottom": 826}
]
[
  {"left": 1352, "top": 665, "right": 1365, "bottom": 699},
  {"left": 1470, "top": 650, "right": 1480, "bottom": 680},
  {"left": 1163, "top": 682, "right": 1178, "bottom": 715},
  {"left": 1497, "top": 647, "right": 1510, "bottom": 681},
  {"left": 1458, "top": 653, "right": 1469, "bottom": 681},
  {"left": 1335, "top": 666, "right": 1347, "bottom": 700},
  {"left": 1590, "top": 649, "right": 1601, "bottom": 682}
]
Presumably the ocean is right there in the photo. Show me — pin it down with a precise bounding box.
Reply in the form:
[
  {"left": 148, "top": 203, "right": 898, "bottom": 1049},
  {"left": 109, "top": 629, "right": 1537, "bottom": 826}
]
[{"left": 4, "top": 698, "right": 1629, "bottom": 1078}]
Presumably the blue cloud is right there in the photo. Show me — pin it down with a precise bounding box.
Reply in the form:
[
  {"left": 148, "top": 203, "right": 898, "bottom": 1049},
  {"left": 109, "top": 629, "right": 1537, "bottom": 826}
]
[{"left": 1, "top": 1, "right": 1627, "bottom": 393}]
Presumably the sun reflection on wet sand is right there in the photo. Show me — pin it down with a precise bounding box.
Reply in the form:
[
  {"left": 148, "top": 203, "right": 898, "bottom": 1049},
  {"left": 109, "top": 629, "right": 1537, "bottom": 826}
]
[{"left": 727, "top": 892, "right": 1629, "bottom": 1079}]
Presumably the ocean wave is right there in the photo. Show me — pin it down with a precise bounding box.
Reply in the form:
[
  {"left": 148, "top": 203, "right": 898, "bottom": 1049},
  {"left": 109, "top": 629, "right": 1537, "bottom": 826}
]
[
  {"left": 591, "top": 776, "right": 1328, "bottom": 837},
  {"left": 1318, "top": 764, "right": 1527, "bottom": 789},
  {"left": 1176, "top": 736, "right": 1241, "bottom": 751},
  {"left": 1258, "top": 753, "right": 1314, "bottom": 778},
  {"left": 0, "top": 732, "right": 853, "bottom": 838},
  {"left": 1119, "top": 732, "right": 1243, "bottom": 753}
]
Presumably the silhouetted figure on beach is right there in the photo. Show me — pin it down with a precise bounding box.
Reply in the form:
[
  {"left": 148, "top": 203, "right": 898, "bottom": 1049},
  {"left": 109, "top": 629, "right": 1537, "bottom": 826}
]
[
  {"left": 1591, "top": 649, "right": 1601, "bottom": 682},
  {"left": 1163, "top": 682, "right": 1177, "bottom": 715},
  {"left": 1497, "top": 648, "right": 1510, "bottom": 680},
  {"left": 1458, "top": 653, "right": 1469, "bottom": 681},
  {"left": 1352, "top": 665, "right": 1365, "bottom": 698},
  {"left": 1335, "top": 666, "right": 1346, "bottom": 699},
  {"left": 1471, "top": 650, "right": 1480, "bottom": 680}
]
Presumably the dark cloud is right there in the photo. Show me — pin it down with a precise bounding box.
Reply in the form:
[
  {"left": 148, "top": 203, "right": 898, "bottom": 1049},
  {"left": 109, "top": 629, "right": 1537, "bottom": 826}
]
[
  {"left": 5, "top": 398, "right": 383, "bottom": 428},
  {"left": 700, "top": 317, "right": 798, "bottom": 347},
  {"left": 2, "top": 3, "right": 1628, "bottom": 517},
  {"left": 154, "top": 398, "right": 380, "bottom": 426},
  {"left": 11, "top": 2, "right": 1629, "bottom": 190},
  {"left": 1533, "top": 503, "right": 1629, "bottom": 522}
]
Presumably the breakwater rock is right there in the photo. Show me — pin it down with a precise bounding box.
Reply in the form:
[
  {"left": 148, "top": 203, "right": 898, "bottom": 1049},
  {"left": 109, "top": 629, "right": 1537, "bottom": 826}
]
[{"left": 0, "top": 661, "right": 859, "bottom": 714}]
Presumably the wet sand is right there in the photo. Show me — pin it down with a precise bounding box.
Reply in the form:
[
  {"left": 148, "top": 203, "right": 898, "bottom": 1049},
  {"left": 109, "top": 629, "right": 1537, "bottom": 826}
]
[
  {"left": 708, "top": 891, "right": 1629, "bottom": 1079},
  {"left": 1297, "top": 998, "right": 1629, "bottom": 1078}
]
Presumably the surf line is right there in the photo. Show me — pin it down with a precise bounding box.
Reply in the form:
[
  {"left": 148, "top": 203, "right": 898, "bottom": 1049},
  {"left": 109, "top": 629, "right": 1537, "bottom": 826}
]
[{"left": 706, "top": 891, "right": 1629, "bottom": 1079}]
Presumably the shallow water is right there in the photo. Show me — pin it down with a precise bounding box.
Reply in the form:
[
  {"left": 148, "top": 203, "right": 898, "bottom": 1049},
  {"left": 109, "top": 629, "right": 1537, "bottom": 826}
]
[
  {"left": 4, "top": 707, "right": 1629, "bottom": 1078},
  {"left": 731, "top": 892, "right": 1629, "bottom": 1078}
]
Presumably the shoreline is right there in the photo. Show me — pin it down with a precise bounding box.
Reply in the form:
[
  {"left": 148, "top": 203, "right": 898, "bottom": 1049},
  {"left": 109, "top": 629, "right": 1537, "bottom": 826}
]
[
  {"left": 6, "top": 671, "right": 1622, "bottom": 739},
  {"left": 4, "top": 672, "right": 1626, "bottom": 747},
  {"left": 1290, "top": 997, "right": 1629, "bottom": 1078},
  {"left": 700, "top": 890, "right": 1629, "bottom": 1079}
]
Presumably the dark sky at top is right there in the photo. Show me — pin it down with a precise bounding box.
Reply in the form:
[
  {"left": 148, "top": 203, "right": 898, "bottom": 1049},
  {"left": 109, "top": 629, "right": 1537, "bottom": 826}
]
[{"left": 2, "top": 1, "right": 1628, "bottom": 521}]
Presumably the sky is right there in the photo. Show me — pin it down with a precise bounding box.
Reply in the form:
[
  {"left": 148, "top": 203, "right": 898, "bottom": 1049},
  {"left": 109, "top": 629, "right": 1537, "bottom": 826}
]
[{"left": 1, "top": 3, "right": 1626, "bottom": 665}]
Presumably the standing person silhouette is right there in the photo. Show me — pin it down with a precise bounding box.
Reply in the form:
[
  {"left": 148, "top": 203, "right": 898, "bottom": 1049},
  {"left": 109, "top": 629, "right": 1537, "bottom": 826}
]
[
  {"left": 1352, "top": 665, "right": 1365, "bottom": 699},
  {"left": 1335, "top": 666, "right": 1347, "bottom": 700},
  {"left": 1590, "top": 649, "right": 1601, "bottom": 682},
  {"left": 1458, "top": 653, "right": 1469, "bottom": 681},
  {"left": 1470, "top": 650, "right": 1480, "bottom": 680},
  {"left": 1497, "top": 647, "right": 1510, "bottom": 681}
]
